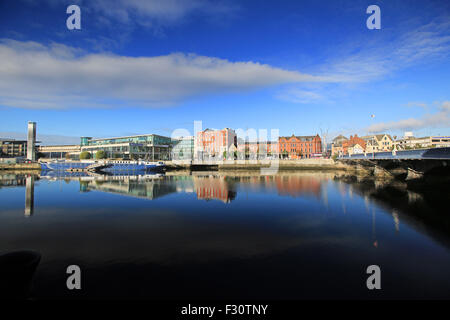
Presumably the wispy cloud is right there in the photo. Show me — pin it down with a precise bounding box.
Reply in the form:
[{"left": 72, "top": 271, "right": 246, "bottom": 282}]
[
  {"left": 280, "top": 18, "right": 450, "bottom": 104},
  {"left": 276, "top": 88, "right": 324, "bottom": 104},
  {"left": 31, "top": 0, "right": 237, "bottom": 29},
  {"left": 406, "top": 101, "right": 428, "bottom": 109},
  {"left": 91, "top": 0, "right": 238, "bottom": 26},
  {"left": 366, "top": 101, "right": 450, "bottom": 133},
  {"left": 321, "top": 19, "right": 450, "bottom": 83},
  {"left": 0, "top": 39, "right": 324, "bottom": 109}
]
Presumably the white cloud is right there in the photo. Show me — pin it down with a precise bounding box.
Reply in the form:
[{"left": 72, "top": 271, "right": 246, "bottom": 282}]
[
  {"left": 278, "top": 19, "right": 450, "bottom": 105},
  {"left": 367, "top": 101, "right": 450, "bottom": 133},
  {"left": 276, "top": 88, "right": 324, "bottom": 104},
  {"left": 320, "top": 20, "right": 450, "bottom": 83},
  {"left": 0, "top": 39, "right": 324, "bottom": 109},
  {"left": 31, "top": 0, "right": 237, "bottom": 28},
  {"left": 92, "top": 0, "right": 237, "bottom": 25}
]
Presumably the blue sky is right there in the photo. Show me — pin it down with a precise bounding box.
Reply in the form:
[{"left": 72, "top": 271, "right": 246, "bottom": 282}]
[{"left": 0, "top": 0, "right": 449, "bottom": 144}]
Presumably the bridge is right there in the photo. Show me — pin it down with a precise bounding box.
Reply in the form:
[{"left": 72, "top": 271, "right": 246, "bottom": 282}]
[{"left": 338, "top": 147, "right": 450, "bottom": 181}]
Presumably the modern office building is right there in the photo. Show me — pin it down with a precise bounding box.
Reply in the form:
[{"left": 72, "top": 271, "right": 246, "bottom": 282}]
[
  {"left": 171, "top": 136, "right": 195, "bottom": 161},
  {"left": 195, "top": 128, "right": 237, "bottom": 160},
  {"left": 0, "top": 139, "right": 27, "bottom": 157},
  {"left": 80, "top": 134, "right": 173, "bottom": 160},
  {"left": 27, "top": 121, "right": 36, "bottom": 161},
  {"left": 38, "top": 144, "right": 81, "bottom": 159}
]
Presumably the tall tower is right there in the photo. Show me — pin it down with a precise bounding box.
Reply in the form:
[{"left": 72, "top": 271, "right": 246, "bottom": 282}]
[{"left": 27, "top": 121, "right": 36, "bottom": 161}]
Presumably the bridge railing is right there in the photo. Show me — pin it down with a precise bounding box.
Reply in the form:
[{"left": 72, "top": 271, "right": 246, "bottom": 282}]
[{"left": 339, "top": 147, "right": 450, "bottom": 160}]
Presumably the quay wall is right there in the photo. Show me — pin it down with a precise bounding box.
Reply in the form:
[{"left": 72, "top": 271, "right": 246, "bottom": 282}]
[
  {"left": 165, "top": 159, "right": 351, "bottom": 171},
  {"left": 0, "top": 163, "right": 41, "bottom": 171}
]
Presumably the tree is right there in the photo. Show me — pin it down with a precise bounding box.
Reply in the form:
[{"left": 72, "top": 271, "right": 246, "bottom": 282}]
[
  {"left": 95, "top": 150, "right": 107, "bottom": 159},
  {"left": 80, "top": 151, "right": 91, "bottom": 159},
  {"left": 223, "top": 151, "right": 227, "bottom": 159}
]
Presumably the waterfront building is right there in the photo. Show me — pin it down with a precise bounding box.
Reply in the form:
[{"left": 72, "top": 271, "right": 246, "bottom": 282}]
[
  {"left": 347, "top": 142, "right": 365, "bottom": 155},
  {"left": 80, "top": 134, "right": 173, "bottom": 160},
  {"left": 362, "top": 134, "right": 394, "bottom": 153},
  {"left": 331, "top": 135, "right": 348, "bottom": 156},
  {"left": 171, "top": 136, "right": 195, "bottom": 161},
  {"left": 0, "top": 139, "right": 27, "bottom": 158},
  {"left": 394, "top": 134, "right": 450, "bottom": 150},
  {"left": 342, "top": 134, "right": 366, "bottom": 155},
  {"left": 27, "top": 121, "right": 36, "bottom": 161},
  {"left": 195, "top": 128, "right": 237, "bottom": 160},
  {"left": 236, "top": 141, "right": 278, "bottom": 159},
  {"left": 278, "top": 134, "right": 322, "bottom": 159},
  {"left": 38, "top": 144, "right": 81, "bottom": 159}
]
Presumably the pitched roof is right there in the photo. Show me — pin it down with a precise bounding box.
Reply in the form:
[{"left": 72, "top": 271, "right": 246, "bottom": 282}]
[{"left": 332, "top": 134, "right": 348, "bottom": 142}]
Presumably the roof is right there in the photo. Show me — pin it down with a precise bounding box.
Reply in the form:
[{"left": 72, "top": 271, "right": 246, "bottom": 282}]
[
  {"left": 279, "top": 134, "right": 319, "bottom": 141},
  {"left": 332, "top": 134, "right": 348, "bottom": 142},
  {"left": 89, "top": 133, "right": 171, "bottom": 142},
  {"left": 374, "top": 134, "right": 393, "bottom": 141},
  {"left": 0, "top": 138, "right": 27, "bottom": 142}
]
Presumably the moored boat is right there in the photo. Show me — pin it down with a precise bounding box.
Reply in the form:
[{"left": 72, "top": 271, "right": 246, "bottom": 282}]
[{"left": 40, "top": 159, "right": 165, "bottom": 173}]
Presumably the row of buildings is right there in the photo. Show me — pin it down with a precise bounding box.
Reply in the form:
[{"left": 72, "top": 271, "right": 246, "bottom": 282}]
[
  {"left": 330, "top": 132, "right": 450, "bottom": 156},
  {"left": 35, "top": 128, "right": 323, "bottom": 161},
  {"left": 29, "top": 126, "right": 322, "bottom": 161},
  {"left": 2, "top": 122, "right": 449, "bottom": 161}
]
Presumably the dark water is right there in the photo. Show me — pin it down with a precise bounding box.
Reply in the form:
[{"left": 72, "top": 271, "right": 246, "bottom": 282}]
[{"left": 0, "top": 171, "right": 449, "bottom": 299}]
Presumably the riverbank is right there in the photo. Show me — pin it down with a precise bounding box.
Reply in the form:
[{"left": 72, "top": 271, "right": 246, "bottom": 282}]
[
  {"left": 0, "top": 159, "right": 353, "bottom": 173},
  {"left": 0, "top": 163, "right": 41, "bottom": 171},
  {"left": 165, "top": 159, "right": 351, "bottom": 171}
]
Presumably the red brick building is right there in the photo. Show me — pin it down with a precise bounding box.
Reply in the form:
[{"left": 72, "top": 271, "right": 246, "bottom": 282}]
[
  {"left": 195, "top": 128, "right": 237, "bottom": 159},
  {"left": 342, "top": 134, "right": 366, "bottom": 155},
  {"left": 278, "top": 134, "right": 322, "bottom": 159}
]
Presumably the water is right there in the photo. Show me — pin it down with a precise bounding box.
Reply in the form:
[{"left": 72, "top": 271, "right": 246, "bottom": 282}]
[{"left": 0, "top": 171, "right": 449, "bottom": 299}]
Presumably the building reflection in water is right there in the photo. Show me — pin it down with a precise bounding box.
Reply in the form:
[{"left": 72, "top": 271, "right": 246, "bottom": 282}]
[
  {"left": 4, "top": 172, "right": 411, "bottom": 243},
  {"left": 274, "top": 175, "right": 321, "bottom": 198},
  {"left": 80, "top": 175, "right": 177, "bottom": 200},
  {"left": 25, "top": 175, "right": 35, "bottom": 217},
  {"left": 0, "top": 174, "right": 35, "bottom": 217},
  {"left": 194, "top": 175, "right": 236, "bottom": 203}
]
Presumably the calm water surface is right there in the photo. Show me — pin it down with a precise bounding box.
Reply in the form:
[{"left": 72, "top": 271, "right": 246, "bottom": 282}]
[{"left": 0, "top": 171, "right": 449, "bottom": 299}]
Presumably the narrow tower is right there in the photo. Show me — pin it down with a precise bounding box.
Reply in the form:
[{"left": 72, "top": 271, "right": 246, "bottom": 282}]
[{"left": 27, "top": 121, "right": 36, "bottom": 161}]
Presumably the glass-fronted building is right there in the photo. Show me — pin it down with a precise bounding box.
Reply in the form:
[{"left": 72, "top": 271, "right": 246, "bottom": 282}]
[
  {"left": 171, "top": 136, "right": 194, "bottom": 160},
  {"left": 80, "top": 134, "right": 174, "bottom": 160}
]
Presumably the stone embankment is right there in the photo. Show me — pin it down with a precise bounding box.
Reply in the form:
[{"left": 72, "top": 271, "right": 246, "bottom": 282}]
[
  {"left": 165, "top": 159, "right": 351, "bottom": 171},
  {"left": 0, "top": 163, "right": 41, "bottom": 171}
]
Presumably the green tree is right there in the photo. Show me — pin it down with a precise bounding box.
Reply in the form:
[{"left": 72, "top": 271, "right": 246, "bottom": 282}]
[
  {"left": 80, "top": 151, "right": 91, "bottom": 159},
  {"left": 223, "top": 151, "right": 227, "bottom": 159},
  {"left": 95, "top": 150, "right": 107, "bottom": 159}
]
